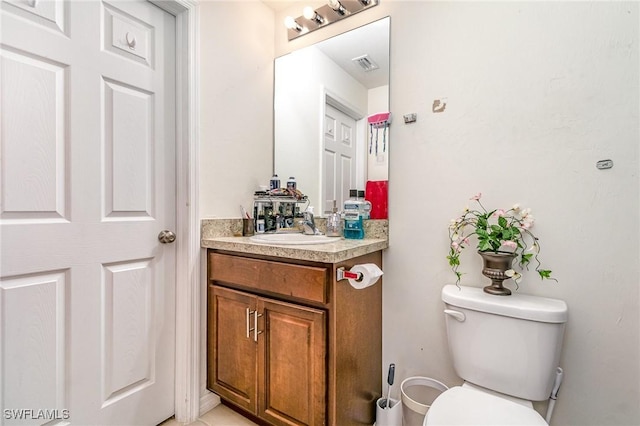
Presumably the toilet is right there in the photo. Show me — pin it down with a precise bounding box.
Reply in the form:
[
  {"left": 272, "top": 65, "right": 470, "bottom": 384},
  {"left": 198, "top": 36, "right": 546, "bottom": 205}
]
[{"left": 424, "top": 285, "right": 568, "bottom": 425}]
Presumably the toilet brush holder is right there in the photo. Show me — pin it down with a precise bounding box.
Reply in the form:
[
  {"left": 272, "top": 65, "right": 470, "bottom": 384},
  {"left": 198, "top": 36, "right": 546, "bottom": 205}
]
[{"left": 375, "top": 397, "right": 402, "bottom": 426}]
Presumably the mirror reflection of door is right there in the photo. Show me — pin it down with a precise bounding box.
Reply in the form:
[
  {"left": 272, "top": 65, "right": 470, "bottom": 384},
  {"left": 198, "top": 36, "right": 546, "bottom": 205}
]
[{"left": 323, "top": 104, "right": 358, "bottom": 214}]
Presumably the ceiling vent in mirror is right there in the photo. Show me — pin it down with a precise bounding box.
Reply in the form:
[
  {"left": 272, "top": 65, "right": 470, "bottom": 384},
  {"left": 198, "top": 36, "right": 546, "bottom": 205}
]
[{"left": 352, "top": 54, "right": 379, "bottom": 72}]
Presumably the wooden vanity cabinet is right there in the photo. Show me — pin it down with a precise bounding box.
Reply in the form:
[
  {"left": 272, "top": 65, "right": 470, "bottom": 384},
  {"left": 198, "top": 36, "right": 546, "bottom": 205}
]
[
  {"left": 207, "top": 250, "right": 382, "bottom": 426},
  {"left": 210, "top": 285, "right": 326, "bottom": 425}
]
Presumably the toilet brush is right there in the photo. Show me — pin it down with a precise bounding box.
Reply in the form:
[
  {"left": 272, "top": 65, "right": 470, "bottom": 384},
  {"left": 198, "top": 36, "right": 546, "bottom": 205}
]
[{"left": 383, "top": 363, "right": 395, "bottom": 409}]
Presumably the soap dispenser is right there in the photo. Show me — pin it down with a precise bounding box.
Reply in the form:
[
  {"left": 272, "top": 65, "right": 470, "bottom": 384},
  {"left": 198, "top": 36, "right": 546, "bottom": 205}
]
[{"left": 326, "top": 200, "right": 342, "bottom": 237}]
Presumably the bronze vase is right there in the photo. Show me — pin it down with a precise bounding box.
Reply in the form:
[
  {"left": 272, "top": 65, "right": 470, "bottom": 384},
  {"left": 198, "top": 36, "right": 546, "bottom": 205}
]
[{"left": 478, "top": 251, "right": 517, "bottom": 296}]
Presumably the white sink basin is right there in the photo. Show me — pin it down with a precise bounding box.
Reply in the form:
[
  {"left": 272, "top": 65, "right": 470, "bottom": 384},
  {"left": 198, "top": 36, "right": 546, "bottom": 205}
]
[{"left": 249, "top": 233, "right": 337, "bottom": 245}]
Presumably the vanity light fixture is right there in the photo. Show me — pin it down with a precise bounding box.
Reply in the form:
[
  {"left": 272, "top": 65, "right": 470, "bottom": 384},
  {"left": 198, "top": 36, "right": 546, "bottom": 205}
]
[
  {"left": 285, "top": 0, "right": 379, "bottom": 41},
  {"left": 284, "top": 16, "right": 303, "bottom": 32},
  {"left": 303, "top": 6, "right": 325, "bottom": 25}
]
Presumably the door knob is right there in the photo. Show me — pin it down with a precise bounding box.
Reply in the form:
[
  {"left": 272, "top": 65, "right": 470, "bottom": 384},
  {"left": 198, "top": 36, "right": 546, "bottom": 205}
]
[{"left": 158, "top": 230, "right": 176, "bottom": 244}]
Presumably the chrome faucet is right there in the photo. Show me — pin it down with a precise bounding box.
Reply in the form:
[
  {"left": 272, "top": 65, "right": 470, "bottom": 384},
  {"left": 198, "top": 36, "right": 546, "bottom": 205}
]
[{"left": 302, "top": 209, "right": 322, "bottom": 235}]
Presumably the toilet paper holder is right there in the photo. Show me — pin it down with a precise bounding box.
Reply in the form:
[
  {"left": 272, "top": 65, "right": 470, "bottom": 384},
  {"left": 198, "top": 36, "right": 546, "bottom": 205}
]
[{"left": 336, "top": 267, "right": 362, "bottom": 282}]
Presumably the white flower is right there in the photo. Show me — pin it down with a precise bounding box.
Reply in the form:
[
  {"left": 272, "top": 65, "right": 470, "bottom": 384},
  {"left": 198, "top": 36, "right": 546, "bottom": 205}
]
[
  {"left": 505, "top": 269, "right": 522, "bottom": 283},
  {"left": 512, "top": 203, "right": 521, "bottom": 212},
  {"left": 522, "top": 214, "right": 535, "bottom": 229}
]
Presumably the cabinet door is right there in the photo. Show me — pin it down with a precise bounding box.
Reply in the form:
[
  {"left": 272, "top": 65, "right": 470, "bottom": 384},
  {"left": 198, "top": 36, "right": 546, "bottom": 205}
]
[
  {"left": 258, "top": 298, "right": 326, "bottom": 426},
  {"left": 208, "top": 286, "right": 258, "bottom": 413}
]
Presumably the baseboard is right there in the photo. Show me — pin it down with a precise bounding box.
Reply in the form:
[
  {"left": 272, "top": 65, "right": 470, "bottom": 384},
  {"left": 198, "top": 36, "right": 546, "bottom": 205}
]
[{"left": 199, "top": 389, "right": 221, "bottom": 415}]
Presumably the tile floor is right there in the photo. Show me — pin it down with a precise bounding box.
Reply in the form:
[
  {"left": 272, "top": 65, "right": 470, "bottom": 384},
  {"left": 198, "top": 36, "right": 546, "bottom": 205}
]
[{"left": 159, "top": 404, "right": 257, "bottom": 426}]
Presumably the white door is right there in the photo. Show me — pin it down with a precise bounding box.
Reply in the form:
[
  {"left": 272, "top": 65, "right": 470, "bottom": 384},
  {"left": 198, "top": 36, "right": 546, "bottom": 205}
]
[
  {"left": 323, "top": 104, "right": 357, "bottom": 215},
  {"left": 0, "top": 1, "right": 176, "bottom": 425}
]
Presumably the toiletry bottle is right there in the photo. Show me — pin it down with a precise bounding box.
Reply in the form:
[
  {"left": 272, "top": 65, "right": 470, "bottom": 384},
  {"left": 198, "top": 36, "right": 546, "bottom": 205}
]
[
  {"left": 326, "top": 200, "right": 343, "bottom": 237},
  {"left": 255, "top": 203, "right": 265, "bottom": 233},
  {"left": 358, "top": 190, "right": 372, "bottom": 220},
  {"left": 264, "top": 203, "right": 275, "bottom": 232},
  {"left": 286, "top": 176, "right": 296, "bottom": 191},
  {"left": 343, "top": 193, "right": 364, "bottom": 240},
  {"left": 343, "top": 210, "right": 364, "bottom": 239},
  {"left": 343, "top": 189, "right": 360, "bottom": 217},
  {"left": 270, "top": 174, "right": 280, "bottom": 190}
]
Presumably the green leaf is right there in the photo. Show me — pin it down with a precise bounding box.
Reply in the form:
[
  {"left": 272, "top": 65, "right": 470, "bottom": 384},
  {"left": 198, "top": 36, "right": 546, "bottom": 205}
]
[
  {"left": 478, "top": 240, "right": 492, "bottom": 251},
  {"left": 498, "top": 216, "right": 507, "bottom": 228},
  {"left": 538, "top": 269, "right": 553, "bottom": 279}
]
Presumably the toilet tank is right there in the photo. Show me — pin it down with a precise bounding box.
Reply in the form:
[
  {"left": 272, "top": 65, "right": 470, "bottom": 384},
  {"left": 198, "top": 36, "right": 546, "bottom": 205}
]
[{"left": 442, "top": 285, "right": 568, "bottom": 401}]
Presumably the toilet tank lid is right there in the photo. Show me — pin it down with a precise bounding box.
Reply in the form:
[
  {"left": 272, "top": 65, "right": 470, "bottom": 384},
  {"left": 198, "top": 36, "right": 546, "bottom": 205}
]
[{"left": 442, "top": 285, "right": 568, "bottom": 323}]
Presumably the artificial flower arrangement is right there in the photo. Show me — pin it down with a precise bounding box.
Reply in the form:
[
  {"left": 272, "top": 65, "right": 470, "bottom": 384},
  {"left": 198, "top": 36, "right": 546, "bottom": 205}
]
[{"left": 447, "top": 192, "right": 556, "bottom": 287}]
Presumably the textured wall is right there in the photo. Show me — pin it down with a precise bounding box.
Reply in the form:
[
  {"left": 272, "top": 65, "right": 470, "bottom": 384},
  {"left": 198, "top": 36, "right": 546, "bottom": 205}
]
[{"left": 384, "top": 3, "right": 639, "bottom": 425}]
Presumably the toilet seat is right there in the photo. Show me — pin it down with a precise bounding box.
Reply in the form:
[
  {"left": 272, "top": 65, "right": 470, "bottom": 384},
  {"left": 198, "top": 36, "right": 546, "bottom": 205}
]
[{"left": 424, "top": 386, "right": 548, "bottom": 426}]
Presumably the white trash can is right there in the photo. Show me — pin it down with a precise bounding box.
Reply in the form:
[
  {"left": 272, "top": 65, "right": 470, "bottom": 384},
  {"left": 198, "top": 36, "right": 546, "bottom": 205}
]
[{"left": 400, "top": 377, "right": 448, "bottom": 426}]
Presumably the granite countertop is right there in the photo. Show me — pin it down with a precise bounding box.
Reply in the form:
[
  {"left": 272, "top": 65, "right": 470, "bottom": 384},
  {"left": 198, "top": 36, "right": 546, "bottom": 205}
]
[
  {"left": 201, "top": 236, "right": 388, "bottom": 263},
  {"left": 201, "top": 218, "right": 388, "bottom": 263}
]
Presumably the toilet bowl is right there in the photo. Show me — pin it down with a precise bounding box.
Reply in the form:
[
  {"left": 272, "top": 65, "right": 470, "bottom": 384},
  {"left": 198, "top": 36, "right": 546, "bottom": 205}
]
[{"left": 424, "top": 383, "right": 547, "bottom": 426}]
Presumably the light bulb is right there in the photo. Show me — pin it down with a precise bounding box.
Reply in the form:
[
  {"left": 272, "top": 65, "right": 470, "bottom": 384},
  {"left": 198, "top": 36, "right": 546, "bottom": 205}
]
[
  {"left": 284, "top": 16, "right": 301, "bottom": 31},
  {"left": 303, "top": 6, "right": 316, "bottom": 20},
  {"left": 327, "top": 0, "right": 346, "bottom": 14},
  {"left": 303, "top": 6, "right": 324, "bottom": 24}
]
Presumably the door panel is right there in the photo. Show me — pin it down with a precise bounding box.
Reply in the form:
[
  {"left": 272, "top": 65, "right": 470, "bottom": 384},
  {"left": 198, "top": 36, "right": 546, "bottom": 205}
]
[
  {"left": 103, "top": 77, "right": 155, "bottom": 218},
  {"left": 1, "top": 0, "right": 67, "bottom": 35},
  {"left": 0, "top": 1, "right": 176, "bottom": 424},
  {"left": 1, "top": 271, "right": 68, "bottom": 423},
  {"left": 323, "top": 104, "right": 357, "bottom": 215},
  {"left": 102, "top": 259, "right": 155, "bottom": 405},
  {"left": 0, "top": 47, "right": 68, "bottom": 221}
]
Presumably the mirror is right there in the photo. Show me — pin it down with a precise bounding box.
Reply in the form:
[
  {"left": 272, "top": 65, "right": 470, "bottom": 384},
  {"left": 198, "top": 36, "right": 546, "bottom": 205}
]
[{"left": 274, "top": 17, "right": 390, "bottom": 216}]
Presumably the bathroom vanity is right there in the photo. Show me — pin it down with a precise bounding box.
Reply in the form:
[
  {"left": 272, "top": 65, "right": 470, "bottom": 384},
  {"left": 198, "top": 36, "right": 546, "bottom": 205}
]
[{"left": 202, "top": 222, "right": 387, "bottom": 426}]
